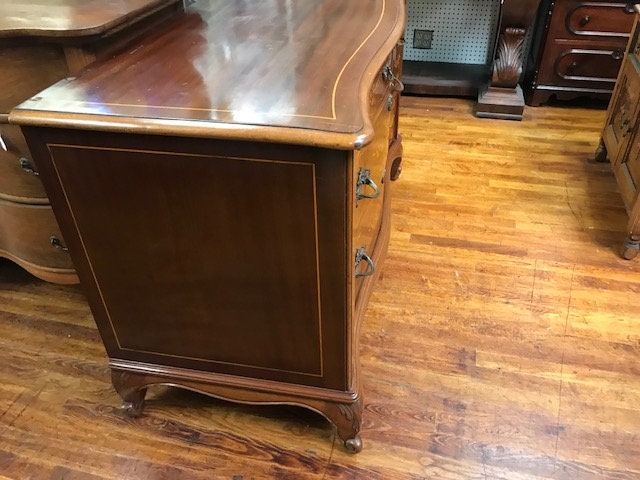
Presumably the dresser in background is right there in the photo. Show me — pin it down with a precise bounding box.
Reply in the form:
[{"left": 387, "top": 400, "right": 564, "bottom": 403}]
[
  {"left": 0, "top": 0, "right": 183, "bottom": 284},
  {"left": 596, "top": 5, "right": 640, "bottom": 258},
  {"left": 526, "top": 0, "right": 637, "bottom": 105}
]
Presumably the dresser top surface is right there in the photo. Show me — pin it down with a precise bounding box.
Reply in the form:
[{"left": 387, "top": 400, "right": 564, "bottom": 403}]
[
  {"left": 10, "top": 0, "right": 405, "bottom": 149},
  {"left": 0, "top": 0, "right": 180, "bottom": 38}
]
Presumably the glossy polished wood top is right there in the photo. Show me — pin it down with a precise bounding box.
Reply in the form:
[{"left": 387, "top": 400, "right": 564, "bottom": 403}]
[
  {"left": 10, "top": 0, "right": 406, "bottom": 149},
  {"left": 0, "top": 0, "right": 181, "bottom": 38}
]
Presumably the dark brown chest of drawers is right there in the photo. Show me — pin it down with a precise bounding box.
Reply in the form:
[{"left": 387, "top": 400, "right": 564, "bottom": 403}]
[
  {"left": 11, "top": 0, "right": 406, "bottom": 452},
  {"left": 526, "top": 0, "right": 637, "bottom": 105}
]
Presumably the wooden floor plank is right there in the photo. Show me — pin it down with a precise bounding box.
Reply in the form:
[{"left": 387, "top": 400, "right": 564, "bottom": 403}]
[{"left": 2, "top": 96, "right": 640, "bottom": 479}]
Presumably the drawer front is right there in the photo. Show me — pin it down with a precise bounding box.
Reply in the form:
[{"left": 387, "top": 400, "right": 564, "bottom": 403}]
[
  {"left": 537, "top": 44, "right": 624, "bottom": 87},
  {"left": 354, "top": 44, "right": 402, "bottom": 300},
  {"left": 352, "top": 108, "right": 391, "bottom": 301},
  {"left": 604, "top": 60, "right": 640, "bottom": 160},
  {"left": 369, "top": 46, "right": 403, "bottom": 124},
  {"left": 553, "top": 1, "right": 636, "bottom": 41},
  {"left": 388, "top": 42, "right": 404, "bottom": 144},
  {"left": 0, "top": 123, "right": 48, "bottom": 203},
  {"left": 0, "top": 200, "right": 75, "bottom": 270}
]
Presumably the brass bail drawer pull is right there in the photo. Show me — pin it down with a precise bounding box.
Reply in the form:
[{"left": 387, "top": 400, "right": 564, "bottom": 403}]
[
  {"left": 19, "top": 157, "right": 39, "bottom": 176},
  {"left": 382, "top": 65, "right": 404, "bottom": 93},
  {"left": 356, "top": 167, "right": 381, "bottom": 201},
  {"left": 355, "top": 246, "right": 375, "bottom": 278},
  {"left": 50, "top": 235, "right": 69, "bottom": 251}
]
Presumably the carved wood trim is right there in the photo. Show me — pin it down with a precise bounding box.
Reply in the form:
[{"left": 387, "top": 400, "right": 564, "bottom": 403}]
[{"left": 492, "top": 27, "right": 526, "bottom": 88}]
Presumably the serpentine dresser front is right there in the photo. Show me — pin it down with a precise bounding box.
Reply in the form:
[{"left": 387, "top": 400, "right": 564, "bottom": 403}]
[{"left": 11, "top": 0, "right": 406, "bottom": 452}]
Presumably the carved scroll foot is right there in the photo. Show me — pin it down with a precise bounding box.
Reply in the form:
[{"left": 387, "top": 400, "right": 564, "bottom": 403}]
[
  {"left": 320, "top": 397, "right": 363, "bottom": 453},
  {"left": 111, "top": 370, "right": 148, "bottom": 417}
]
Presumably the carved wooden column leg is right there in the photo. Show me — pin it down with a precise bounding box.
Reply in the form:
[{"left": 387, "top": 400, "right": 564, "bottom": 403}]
[
  {"left": 111, "top": 370, "right": 149, "bottom": 417},
  {"left": 476, "top": 0, "right": 541, "bottom": 120}
]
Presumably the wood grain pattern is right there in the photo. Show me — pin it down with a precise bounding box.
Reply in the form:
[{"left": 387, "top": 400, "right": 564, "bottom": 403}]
[
  {"left": 2, "top": 96, "right": 640, "bottom": 478},
  {"left": 10, "top": 0, "right": 406, "bottom": 149}
]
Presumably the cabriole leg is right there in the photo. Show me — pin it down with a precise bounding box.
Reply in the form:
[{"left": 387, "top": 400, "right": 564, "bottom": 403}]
[
  {"left": 320, "top": 398, "right": 363, "bottom": 453},
  {"left": 111, "top": 370, "right": 148, "bottom": 417}
]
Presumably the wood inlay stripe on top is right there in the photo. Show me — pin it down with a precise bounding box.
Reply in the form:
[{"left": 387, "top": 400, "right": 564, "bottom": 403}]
[{"left": 10, "top": 0, "right": 405, "bottom": 150}]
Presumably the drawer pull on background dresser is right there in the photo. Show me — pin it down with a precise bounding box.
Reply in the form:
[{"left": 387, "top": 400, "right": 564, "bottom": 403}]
[
  {"left": 579, "top": 15, "right": 590, "bottom": 27},
  {"left": 612, "top": 50, "right": 624, "bottom": 61},
  {"left": 354, "top": 247, "right": 375, "bottom": 278},
  {"left": 355, "top": 167, "right": 381, "bottom": 201},
  {"left": 50, "top": 236, "right": 69, "bottom": 251},
  {"left": 625, "top": 4, "right": 635, "bottom": 13},
  {"left": 19, "top": 157, "right": 39, "bottom": 176}
]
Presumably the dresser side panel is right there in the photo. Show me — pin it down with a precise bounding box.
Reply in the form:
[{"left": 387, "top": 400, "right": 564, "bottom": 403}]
[{"left": 22, "top": 128, "right": 349, "bottom": 390}]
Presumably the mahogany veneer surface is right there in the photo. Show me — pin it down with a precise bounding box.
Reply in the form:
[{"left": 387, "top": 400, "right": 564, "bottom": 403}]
[{"left": 12, "top": 0, "right": 403, "bottom": 147}]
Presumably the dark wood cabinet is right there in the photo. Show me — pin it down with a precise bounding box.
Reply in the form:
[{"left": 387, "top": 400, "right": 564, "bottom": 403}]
[
  {"left": 526, "top": 0, "right": 637, "bottom": 105},
  {"left": 596, "top": 6, "right": 640, "bottom": 258},
  {"left": 0, "top": 0, "right": 183, "bottom": 283},
  {"left": 11, "top": 0, "right": 405, "bottom": 453}
]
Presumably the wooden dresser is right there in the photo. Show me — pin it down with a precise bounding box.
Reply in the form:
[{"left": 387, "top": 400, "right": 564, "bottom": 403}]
[
  {"left": 526, "top": 0, "right": 637, "bottom": 105},
  {"left": 596, "top": 6, "right": 640, "bottom": 259},
  {"left": 0, "top": 0, "right": 183, "bottom": 284},
  {"left": 11, "top": 0, "right": 406, "bottom": 452}
]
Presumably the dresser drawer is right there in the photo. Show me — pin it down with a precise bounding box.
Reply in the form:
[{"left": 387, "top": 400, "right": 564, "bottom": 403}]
[
  {"left": 352, "top": 110, "right": 391, "bottom": 300},
  {"left": 388, "top": 42, "right": 404, "bottom": 144},
  {"left": 0, "top": 200, "right": 75, "bottom": 270},
  {"left": 552, "top": 1, "right": 636, "bottom": 41},
  {"left": 0, "top": 124, "right": 48, "bottom": 203},
  {"left": 536, "top": 44, "right": 624, "bottom": 87},
  {"left": 603, "top": 59, "right": 640, "bottom": 160},
  {"left": 369, "top": 48, "right": 403, "bottom": 124}
]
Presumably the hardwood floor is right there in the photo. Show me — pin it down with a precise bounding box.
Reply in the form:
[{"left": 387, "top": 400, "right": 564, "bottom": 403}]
[{"left": 1, "top": 96, "right": 639, "bottom": 479}]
